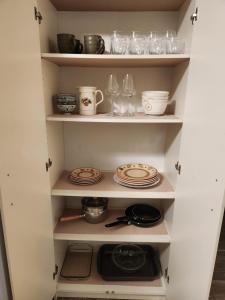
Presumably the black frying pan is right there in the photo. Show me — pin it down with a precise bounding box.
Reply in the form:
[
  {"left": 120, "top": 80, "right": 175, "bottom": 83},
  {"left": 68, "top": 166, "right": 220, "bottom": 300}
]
[{"left": 105, "top": 204, "right": 161, "bottom": 228}]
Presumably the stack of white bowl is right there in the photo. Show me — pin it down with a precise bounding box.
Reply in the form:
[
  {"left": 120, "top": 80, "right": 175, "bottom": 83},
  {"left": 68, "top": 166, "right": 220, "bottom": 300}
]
[{"left": 142, "top": 91, "right": 170, "bottom": 115}]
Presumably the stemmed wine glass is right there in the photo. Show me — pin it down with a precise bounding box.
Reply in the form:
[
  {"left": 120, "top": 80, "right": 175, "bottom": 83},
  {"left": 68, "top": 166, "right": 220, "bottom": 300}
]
[
  {"left": 122, "top": 74, "right": 136, "bottom": 116},
  {"left": 105, "top": 74, "right": 120, "bottom": 115}
]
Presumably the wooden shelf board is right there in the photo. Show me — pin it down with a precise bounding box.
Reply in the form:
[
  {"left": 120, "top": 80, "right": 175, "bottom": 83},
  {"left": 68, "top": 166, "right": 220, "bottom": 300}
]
[
  {"left": 54, "top": 209, "right": 170, "bottom": 243},
  {"left": 57, "top": 255, "right": 166, "bottom": 298},
  {"left": 50, "top": 0, "right": 186, "bottom": 12},
  {"left": 52, "top": 171, "right": 175, "bottom": 199},
  {"left": 47, "top": 113, "right": 183, "bottom": 124},
  {"left": 42, "top": 53, "right": 190, "bottom": 67}
]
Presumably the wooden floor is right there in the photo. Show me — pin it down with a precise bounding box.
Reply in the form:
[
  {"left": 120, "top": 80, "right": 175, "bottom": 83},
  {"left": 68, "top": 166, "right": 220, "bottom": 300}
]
[{"left": 210, "top": 213, "right": 225, "bottom": 299}]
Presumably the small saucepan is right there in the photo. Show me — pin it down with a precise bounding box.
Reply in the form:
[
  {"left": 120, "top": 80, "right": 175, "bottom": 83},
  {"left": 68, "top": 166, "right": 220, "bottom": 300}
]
[
  {"left": 60, "top": 197, "right": 108, "bottom": 224},
  {"left": 105, "top": 204, "right": 161, "bottom": 228}
]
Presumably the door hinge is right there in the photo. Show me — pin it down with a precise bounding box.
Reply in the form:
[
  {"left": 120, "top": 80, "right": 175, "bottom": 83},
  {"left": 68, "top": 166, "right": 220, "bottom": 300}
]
[
  {"left": 165, "top": 267, "right": 170, "bottom": 284},
  {"left": 45, "top": 158, "right": 52, "bottom": 172},
  {"left": 34, "top": 6, "right": 43, "bottom": 24},
  {"left": 175, "top": 161, "right": 181, "bottom": 175},
  {"left": 53, "top": 264, "right": 58, "bottom": 280},
  {"left": 191, "top": 7, "right": 198, "bottom": 25}
]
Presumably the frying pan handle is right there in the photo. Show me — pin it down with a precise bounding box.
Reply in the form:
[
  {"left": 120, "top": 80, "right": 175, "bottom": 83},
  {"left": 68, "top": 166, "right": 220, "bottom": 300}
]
[
  {"left": 105, "top": 220, "right": 127, "bottom": 227},
  {"left": 59, "top": 214, "right": 85, "bottom": 222}
]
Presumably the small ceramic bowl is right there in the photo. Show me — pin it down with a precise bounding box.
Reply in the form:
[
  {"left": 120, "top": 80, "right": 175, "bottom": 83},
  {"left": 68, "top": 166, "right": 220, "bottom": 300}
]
[
  {"left": 55, "top": 93, "right": 76, "bottom": 104},
  {"left": 142, "top": 96, "right": 169, "bottom": 101},
  {"left": 142, "top": 91, "right": 169, "bottom": 96},
  {"left": 142, "top": 99, "right": 169, "bottom": 115},
  {"left": 57, "top": 104, "right": 76, "bottom": 114}
]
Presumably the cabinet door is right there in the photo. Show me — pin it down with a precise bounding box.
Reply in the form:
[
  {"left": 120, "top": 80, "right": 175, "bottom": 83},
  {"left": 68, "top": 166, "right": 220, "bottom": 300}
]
[
  {"left": 0, "top": 1, "right": 55, "bottom": 300},
  {"left": 168, "top": 1, "right": 225, "bottom": 299}
]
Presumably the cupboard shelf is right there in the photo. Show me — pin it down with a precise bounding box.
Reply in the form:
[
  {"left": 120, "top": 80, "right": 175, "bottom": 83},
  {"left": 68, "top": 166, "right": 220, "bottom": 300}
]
[
  {"left": 42, "top": 53, "right": 190, "bottom": 68},
  {"left": 54, "top": 209, "right": 170, "bottom": 243},
  {"left": 50, "top": 0, "right": 186, "bottom": 12},
  {"left": 52, "top": 171, "right": 175, "bottom": 199},
  {"left": 47, "top": 114, "right": 183, "bottom": 124},
  {"left": 57, "top": 255, "right": 166, "bottom": 299}
]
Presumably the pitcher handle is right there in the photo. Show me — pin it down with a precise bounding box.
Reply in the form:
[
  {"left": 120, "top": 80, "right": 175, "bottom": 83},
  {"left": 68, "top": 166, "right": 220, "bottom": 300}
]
[{"left": 95, "top": 90, "right": 104, "bottom": 107}]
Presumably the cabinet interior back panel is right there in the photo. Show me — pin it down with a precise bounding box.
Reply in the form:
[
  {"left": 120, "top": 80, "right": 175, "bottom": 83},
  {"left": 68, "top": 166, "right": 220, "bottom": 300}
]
[
  {"left": 58, "top": 12, "right": 178, "bottom": 38},
  {"left": 64, "top": 123, "right": 166, "bottom": 171},
  {"left": 59, "top": 67, "right": 173, "bottom": 113}
]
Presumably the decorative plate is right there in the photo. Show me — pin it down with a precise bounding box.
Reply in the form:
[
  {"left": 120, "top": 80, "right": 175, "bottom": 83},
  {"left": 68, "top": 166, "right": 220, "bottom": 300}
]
[
  {"left": 113, "top": 175, "right": 160, "bottom": 189},
  {"left": 70, "top": 168, "right": 102, "bottom": 180},
  {"left": 116, "top": 164, "right": 158, "bottom": 181},
  {"left": 115, "top": 174, "right": 160, "bottom": 186},
  {"left": 69, "top": 168, "right": 103, "bottom": 185}
]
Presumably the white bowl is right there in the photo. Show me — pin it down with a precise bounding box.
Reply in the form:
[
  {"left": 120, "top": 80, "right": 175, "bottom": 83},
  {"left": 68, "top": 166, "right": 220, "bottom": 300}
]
[
  {"left": 142, "top": 97, "right": 169, "bottom": 102},
  {"left": 142, "top": 99, "right": 168, "bottom": 115},
  {"left": 142, "top": 91, "right": 169, "bottom": 96},
  {"left": 143, "top": 96, "right": 169, "bottom": 100}
]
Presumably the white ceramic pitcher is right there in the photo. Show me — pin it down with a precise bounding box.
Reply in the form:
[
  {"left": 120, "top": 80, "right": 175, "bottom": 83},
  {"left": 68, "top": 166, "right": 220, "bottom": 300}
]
[{"left": 79, "top": 86, "right": 104, "bottom": 116}]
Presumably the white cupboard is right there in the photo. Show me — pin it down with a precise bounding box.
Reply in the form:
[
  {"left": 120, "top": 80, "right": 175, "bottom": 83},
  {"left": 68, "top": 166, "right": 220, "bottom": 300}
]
[{"left": 0, "top": 0, "right": 225, "bottom": 300}]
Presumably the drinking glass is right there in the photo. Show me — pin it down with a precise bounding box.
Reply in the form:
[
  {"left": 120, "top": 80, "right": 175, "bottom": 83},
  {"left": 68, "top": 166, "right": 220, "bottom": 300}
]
[
  {"left": 166, "top": 38, "right": 185, "bottom": 54},
  {"left": 105, "top": 73, "right": 120, "bottom": 95},
  {"left": 165, "top": 30, "right": 177, "bottom": 39},
  {"left": 149, "top": 31, "right": 166, "bottom": 55},
  {"left": 111, "top": 31, "right": 130, "bottom": 55},
  {"left": 129, "top": 31, "right": 149, "bottom": 55},
  {"left": 105, "top": 74, "right": 120, "bottom": 116},
  {"left": 122, "top": 74, "right": 136, "bottom": 116}
]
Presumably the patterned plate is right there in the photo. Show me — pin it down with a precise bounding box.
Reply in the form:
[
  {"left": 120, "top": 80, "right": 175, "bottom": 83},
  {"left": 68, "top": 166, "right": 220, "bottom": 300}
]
[
  {"left": 116, "top": 164, "right": 158, "bottom": 181},
  {"left": 114, "top": 174, "right": 160, "bottom": 186},
  {"left": 70, "top": 168, "right": 102, "bottom": 179},
  {"left": 69, "top": 175, "right": 103, "bottom": 186},
  {"left": 113, "top": 175, "right": 160, "bottom": 189},
  {"left": 69, "top": 168, "right": 103, "bottom": 185}
]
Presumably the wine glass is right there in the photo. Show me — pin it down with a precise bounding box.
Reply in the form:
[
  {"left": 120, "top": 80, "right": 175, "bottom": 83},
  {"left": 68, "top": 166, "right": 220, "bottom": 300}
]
[
  {"left": 105, "top": 73, "right": 120, "bottom": 95},
  {"left": 122, "top": 74, "right": 136, "bottom": 116},
  {"left": 105, "top": 74, "right": 120, "bottom": 115}
]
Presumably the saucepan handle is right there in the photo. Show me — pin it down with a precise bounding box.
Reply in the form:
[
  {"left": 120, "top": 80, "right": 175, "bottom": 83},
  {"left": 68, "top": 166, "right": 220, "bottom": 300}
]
[
  {"left": 59, "top": 214, "right": 85, "bottom": 222},
  {"left": 105, "top": 217, "right": 128, "bottom": 228}
]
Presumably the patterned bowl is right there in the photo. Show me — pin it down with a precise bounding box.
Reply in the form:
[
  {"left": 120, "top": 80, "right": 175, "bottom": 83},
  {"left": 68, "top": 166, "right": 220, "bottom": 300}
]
[
  {"left": 55, "top": 93, "right": 76, "bottom": 104},
  {"left": 57, "top": 104, "right": 76, "bottom": 114}
]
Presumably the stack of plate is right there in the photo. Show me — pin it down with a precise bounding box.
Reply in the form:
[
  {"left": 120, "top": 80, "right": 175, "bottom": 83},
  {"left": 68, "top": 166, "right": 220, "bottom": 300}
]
[
  {"left": 69, "top": 168, "right": 103, "bottom": 185},
  {"left": 114, "top": 163, "right": 161, "bottom": 189}
]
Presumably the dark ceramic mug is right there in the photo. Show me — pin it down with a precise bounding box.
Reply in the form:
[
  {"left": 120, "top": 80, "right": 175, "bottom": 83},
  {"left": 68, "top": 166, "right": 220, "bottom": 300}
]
[
  {"left": 57, "top": 34, "right": 83, "bottom": 54},
  {"left": 84, "top": 35, "right": 105, "bottom": 54}
]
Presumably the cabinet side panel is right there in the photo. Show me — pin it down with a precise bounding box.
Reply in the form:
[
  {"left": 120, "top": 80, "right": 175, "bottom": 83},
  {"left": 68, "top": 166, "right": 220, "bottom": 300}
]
[{"left": 0, "top": 1, "right": 55, "bottom": 299}]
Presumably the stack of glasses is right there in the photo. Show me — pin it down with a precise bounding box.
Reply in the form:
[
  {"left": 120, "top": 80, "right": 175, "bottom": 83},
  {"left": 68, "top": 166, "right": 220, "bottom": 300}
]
[
  {"left": 111, "top": 30, "right": 185, "bottom": 55},
  {"left": 105, "top": 73, "right": 136, "bottom": 116}
]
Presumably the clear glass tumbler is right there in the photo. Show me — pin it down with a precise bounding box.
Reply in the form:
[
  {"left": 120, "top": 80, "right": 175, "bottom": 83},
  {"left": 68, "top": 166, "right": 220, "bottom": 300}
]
[
  {"left": 111, "top": 31, "right": 130, "bottom": 55},
  {"left": 149, "top": 31, "right": 166, "bottom": 55},
  {"left": 166, "top": 38, "right": 185, "bottom": 54},
  {"left": 129, "top": 31, "right": 149, "bottom": 55}
]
